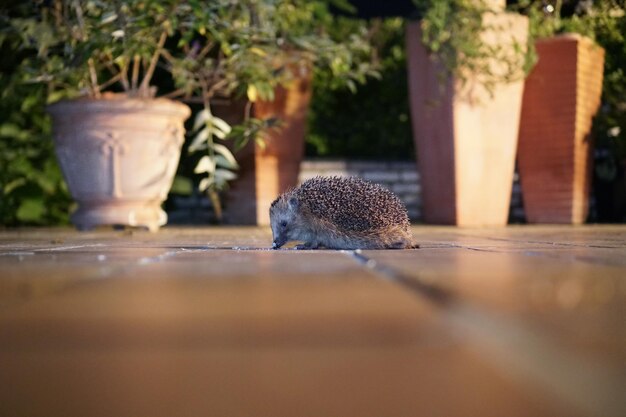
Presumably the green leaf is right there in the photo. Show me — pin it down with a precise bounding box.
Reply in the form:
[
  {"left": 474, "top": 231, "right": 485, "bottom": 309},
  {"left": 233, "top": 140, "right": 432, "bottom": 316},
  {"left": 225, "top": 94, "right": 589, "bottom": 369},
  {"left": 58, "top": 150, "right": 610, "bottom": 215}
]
[
  {"left": 0, "top": 123, "right": 23, "bottom": 138},
  {"left": 188, "top": 128, "right": 209, "bottom": 152},
  {"left": 255, "top": 136, "right": 267, "bottom": 150},
  {"left": 214, "top": 168, "right": 237, "bottom": 183},
  {"left": 194, "top": 155, "right": 216, "bottom": 174},
  {"left": 214, "top": 154, "right": 238, "bottom": 170},
  {"left": 248, "top": 47, "right": 268, "bottom": 57},
  {"left": 211, "top": 116, "right": 232, "bottom": 136},
  {"left": 198, "top": 177, "right": 213, "bottom": 192},
  {"left": 345, "top": 79, "right": 356, "bottom": 93},
  {"left": 212, "top": 143, "right": 238, "bottom": 168},
  {"left": 170, "top": 175, "right": 193, "bottom": 195},
  {"left": 100, "top": 13, "right": 118, "bottom": 25},
  {"left": 36, "top": 174, "right": 56, "bottom": 194},
  {"left": 247, "top": 84, "right": 258, "bottom": 102},
  {"left": 16, "top": 198, "right": 46, "bottom": 222},
  {"left": 221, "top": 43, "right": 233, "bottom": 57},
  {"left": 192, "top": 109, "right": 211, "bottom": 132},
  {"left": 3, "top": 178, "right": 27, "bottom": 195},
  {"left": 210, "top": 126, "right": 227, "bottom": 140}
]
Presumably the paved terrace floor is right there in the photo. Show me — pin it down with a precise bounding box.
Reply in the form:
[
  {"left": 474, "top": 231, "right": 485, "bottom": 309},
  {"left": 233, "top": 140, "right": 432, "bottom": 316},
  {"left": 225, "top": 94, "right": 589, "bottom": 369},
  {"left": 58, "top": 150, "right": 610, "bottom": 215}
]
[{"left": 0, "top": 225, "right": 625, "bottom": 417}]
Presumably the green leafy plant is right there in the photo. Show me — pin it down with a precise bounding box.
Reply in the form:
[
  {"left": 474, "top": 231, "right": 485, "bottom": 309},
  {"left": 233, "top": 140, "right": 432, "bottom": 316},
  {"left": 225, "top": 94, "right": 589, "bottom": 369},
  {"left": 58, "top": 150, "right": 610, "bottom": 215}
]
[
  {"left": 307, "top": 17, "right": 413, "bottom": 159},
  {"left": 2, "top": 0, "right": 378, "bottom": 223},
  {"left": 0, "top": 74, "right": 73, "bottom": 226},
  {"left": 0, "top": 3, "right": 73, "bottom": 226},
  {"left": 566, "top": 1, "right": 626, "bottom": 183},
  {"left": 517, "top": 1, "right": 626, "bottom": 158},
  {"left": 414, "top": 0, "right": 534, "bottom": 97},
  {"left": 187, "top": 107, "right": 239, "bottom": 220},
  {"left": 517, "top": 0, "right": 625, "bottom": 40},
  {"left": 592, "top": 4, "right": 626, "bottom": 163},
  {"left": 515, "top": 1, "right": 626, "bottom": 221}
]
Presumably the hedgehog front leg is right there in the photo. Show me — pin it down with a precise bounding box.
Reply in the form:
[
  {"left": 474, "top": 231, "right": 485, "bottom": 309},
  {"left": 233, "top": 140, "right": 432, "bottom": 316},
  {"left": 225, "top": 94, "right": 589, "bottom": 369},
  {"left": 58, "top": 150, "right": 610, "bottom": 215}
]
[{"left": 295, "top": 241, "right": 319, "bottom": 250}]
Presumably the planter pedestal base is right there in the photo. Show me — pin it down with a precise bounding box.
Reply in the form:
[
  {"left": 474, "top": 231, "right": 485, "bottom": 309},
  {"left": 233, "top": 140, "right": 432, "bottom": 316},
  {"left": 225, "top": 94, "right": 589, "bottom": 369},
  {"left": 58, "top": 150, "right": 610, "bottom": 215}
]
[{"left": 72, "top": 201, "right": 166, "bottom": 232}]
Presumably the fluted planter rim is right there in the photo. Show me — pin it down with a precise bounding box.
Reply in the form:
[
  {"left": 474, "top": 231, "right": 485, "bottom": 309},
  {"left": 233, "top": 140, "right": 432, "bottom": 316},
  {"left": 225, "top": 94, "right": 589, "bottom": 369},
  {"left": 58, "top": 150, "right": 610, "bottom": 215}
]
[{"left": 47, "top": 94, "right": 191, "bottom": 119}]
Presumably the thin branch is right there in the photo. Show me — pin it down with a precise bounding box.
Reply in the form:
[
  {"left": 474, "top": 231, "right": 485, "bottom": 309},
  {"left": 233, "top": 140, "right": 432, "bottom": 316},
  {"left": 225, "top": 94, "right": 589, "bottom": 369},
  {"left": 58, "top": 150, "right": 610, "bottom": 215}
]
[
  {"left": 97, "top": 72, "right": 123, "bottom": 91},
  {"left": 118, "top": 60, "right": 130, "bottom": 91},
  {"left": 208, "top": 189, "right": 223, "bottom": 222},
  {"left": 103, "top": 52, "right": 117, "bottom": 72},
  {"left": 103, "top": 59, "right": 120, "bottom": 81},
  {"left": 161, "top": 88, "right": 187, "bottom": 99},
  {"left": 244, "top": 100, "right": 253, "bottom": 121},
  {"left": 367, "top": 18, "right": 382, "bottom": 66},
  {"left": 160, "top": 48, "right": 176, "bottom": 64},
  {"left": 180, "top": 96, "right": 234, "bottom": 105},
  {"left": 87, "top": 58, "right": 101, "bottom": 98},
  {"left": 206, "top": 77, "right": 229, "bottom": 98},
  {"left": 53, "top": 0, "right": 62, "bottom": 27},
  {"left": 131, "top": 54, "right": 140, "bottom": 92},
  {"left": 139, "top": 30, "right": 168, "bottom": 96},
  {"left": 179, "top": 97, "right": 211, "bottom": 104},
  {"left": 72, "top": 0, "right": 86, "bottom": 41},
  {"left": 200, "top": 79, "right": 211, "bottom": 110},
  {"left": 196, "top": 40, "right": 216, "bottom": 61}
]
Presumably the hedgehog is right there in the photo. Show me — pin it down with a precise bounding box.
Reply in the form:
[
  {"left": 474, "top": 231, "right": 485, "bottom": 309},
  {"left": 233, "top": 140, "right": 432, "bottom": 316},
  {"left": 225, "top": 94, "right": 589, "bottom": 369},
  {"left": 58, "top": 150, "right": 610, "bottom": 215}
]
[{"left": 269, "top": 176, "right": 415, "bottom": 250}]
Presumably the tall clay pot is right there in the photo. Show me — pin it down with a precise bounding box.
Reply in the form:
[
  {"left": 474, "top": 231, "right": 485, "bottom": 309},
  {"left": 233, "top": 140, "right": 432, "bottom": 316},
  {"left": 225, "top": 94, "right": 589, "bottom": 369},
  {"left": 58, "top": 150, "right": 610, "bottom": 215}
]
[
  {"left": 223, "top": 69, "right": 312, "bottom": 225},
  {"left": 48, "top": 95, "right": 190, "bottom": 231},
  {"left": 405, "top": 6, "right": 528, "bottom": 226},
  {"left": 517, "top": 34, "right": 605, "bottom": 224}
]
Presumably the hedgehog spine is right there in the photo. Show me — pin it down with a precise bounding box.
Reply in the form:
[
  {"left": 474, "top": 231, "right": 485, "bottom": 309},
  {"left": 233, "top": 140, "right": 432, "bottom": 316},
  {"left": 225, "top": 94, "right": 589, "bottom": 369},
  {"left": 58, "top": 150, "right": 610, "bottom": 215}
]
[{"left": 269, "top": 176, "right": 414, "bottom": 250}]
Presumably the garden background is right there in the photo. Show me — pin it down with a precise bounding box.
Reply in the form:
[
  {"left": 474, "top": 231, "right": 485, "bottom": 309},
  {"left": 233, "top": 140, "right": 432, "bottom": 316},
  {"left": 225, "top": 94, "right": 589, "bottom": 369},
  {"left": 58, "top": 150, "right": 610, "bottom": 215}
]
[{"left": 1, "top": 0, "right": 624, "bottom": 226}]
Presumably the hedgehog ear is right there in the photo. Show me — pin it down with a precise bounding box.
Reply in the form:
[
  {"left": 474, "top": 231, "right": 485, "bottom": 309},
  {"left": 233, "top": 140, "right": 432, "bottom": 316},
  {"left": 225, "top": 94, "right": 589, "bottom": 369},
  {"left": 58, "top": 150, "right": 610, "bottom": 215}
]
[{"left": 288, "top": 197, "right": 299, "bottom": 211}]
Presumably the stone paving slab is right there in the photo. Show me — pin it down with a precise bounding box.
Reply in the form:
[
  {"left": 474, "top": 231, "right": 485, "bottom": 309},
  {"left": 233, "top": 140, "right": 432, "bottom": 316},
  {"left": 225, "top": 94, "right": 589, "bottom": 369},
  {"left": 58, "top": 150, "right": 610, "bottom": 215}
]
[
  {"left": 0, "top": 225, "right": 625, "bottom": 417},
  {"left": 2, "top": 345, "right": 576, "bottom": 417}
]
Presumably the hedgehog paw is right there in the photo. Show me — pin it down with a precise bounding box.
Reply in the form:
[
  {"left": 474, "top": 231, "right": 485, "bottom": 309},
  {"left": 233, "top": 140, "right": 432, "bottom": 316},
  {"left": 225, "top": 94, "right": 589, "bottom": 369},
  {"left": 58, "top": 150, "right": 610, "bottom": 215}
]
[
  {"left": 296, "top": 242, "right": 318, "bottom": 250},
  {"left": 389, "top": 240, "right": 414, "bottom": 249}
]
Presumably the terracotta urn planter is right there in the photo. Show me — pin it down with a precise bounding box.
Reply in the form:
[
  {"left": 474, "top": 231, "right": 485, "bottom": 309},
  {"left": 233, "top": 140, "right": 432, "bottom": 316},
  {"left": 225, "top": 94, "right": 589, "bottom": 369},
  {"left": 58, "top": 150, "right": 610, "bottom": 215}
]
[
  {"left": 517, "top": 34, "right": 605, "bottom": 224},
  {"left": 222, "top": 70, "right": 313, "bottom": 225},
  {"left": 405, "top": 8, "right": 528, "bottom": 226},
  {"left": 48, "top": 95, "right": 191, "bottom": 231}
]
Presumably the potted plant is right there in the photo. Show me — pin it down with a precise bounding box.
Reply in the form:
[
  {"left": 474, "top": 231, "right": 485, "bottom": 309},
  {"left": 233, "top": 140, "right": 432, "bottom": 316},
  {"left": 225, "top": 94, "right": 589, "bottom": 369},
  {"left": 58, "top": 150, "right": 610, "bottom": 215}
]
[
  {"left": 9, "top": 0, "right": 367, "bottom": 230},
  {"left": 516, "top": 0, "right": 621, "bottom": 224},
  {"left": 9, "top": 1, "right": 192, "bottom": 230},
  {"left": 406, "top": 0, "right": 531, "bottom": 226},
  {"left": 210, "top": 1, "right": 379, "bottom": 225}
]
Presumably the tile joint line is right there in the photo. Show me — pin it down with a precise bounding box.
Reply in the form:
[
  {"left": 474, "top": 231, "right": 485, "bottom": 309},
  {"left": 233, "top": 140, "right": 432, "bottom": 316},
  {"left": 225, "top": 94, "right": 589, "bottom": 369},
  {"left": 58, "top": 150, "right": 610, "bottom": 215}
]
[{"left": 346, "top": 249, "right": 626, "bottom": 417}]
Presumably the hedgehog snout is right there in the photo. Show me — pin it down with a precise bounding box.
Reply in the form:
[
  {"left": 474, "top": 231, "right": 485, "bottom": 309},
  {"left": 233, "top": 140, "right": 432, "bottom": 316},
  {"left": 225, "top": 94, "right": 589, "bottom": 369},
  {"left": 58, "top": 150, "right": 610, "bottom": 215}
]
[
  {"left": 272, "top": 235, "right": 288, "bottom": 249},
  {"left": 270, "top": 212, "right": 293, "bottom": 249},
  {"left": 271, "top": 223, "right": 289, "bottom": 249}
]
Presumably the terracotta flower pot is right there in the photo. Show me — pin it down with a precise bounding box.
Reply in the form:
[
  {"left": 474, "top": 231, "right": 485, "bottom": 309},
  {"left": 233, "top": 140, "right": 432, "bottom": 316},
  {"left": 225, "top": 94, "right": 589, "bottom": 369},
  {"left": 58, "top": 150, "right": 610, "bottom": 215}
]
[
  {"left": 405, "top": 11, "right": 528, "bottom": 226},
  {"left": 223, "top": 70, "right": 313, "bottom": 225},
  {"left": 518, "top": 34, "right": 605, "bottom": 224},
  {"left": 48, "top": 95, "right": 190, "bottom": 231}
]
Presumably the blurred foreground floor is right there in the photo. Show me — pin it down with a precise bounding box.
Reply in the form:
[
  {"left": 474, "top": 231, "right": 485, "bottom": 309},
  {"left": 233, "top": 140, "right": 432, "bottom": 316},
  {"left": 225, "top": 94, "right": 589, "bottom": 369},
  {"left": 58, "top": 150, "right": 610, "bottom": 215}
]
[{"left": 1, "top": 225, "right": 625, "bottom": 417}]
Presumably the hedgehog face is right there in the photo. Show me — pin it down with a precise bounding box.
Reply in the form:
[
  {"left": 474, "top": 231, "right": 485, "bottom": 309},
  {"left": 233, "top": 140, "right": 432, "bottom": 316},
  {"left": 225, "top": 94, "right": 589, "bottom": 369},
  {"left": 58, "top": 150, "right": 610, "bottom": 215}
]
[{"left": 269, "top": 196, "right": 302, "bottom": 249}]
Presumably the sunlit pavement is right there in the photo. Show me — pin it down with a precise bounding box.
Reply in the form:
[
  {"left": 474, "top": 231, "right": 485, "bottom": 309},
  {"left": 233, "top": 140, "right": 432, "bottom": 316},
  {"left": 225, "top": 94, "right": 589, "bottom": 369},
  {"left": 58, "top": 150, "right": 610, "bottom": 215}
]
[{"left": 1, "top": 225, "right": 625, "bottom": 417}]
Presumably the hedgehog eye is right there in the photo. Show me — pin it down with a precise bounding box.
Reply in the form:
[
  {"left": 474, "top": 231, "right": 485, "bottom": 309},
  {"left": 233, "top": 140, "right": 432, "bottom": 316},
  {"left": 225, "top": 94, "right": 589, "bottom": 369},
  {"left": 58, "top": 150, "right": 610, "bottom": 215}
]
[{"left": 280, "top": 221, "right": 288, "bottom": 228}]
